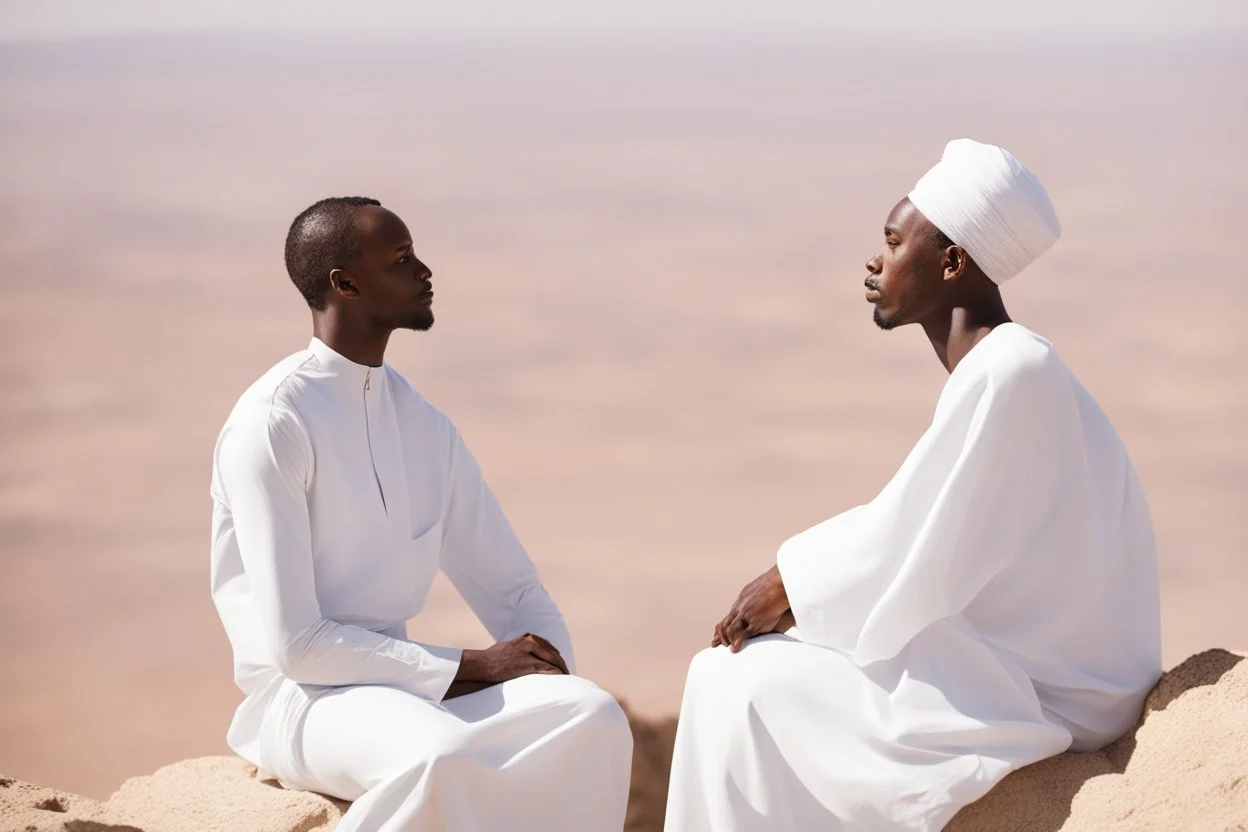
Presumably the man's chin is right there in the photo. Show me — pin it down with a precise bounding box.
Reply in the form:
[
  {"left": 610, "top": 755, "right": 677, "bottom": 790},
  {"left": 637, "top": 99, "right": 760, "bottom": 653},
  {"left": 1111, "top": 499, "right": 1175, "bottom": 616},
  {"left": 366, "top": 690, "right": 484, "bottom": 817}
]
[
  {"left": 405, "top": 312, "right": 435, "bottom": 332},
  {"left": 873, "top": 306, "right": 901, "bottom": 331}
]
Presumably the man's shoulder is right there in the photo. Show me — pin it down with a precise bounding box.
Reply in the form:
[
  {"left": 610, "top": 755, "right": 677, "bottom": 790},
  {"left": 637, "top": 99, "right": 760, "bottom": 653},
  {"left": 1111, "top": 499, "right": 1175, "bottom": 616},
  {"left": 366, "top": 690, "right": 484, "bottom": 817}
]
[
  {"left": 943, "top": 324, "right": 1072, "bottom": 417},
  {"left": 977, "top": 323, "right": 1067, "bottom": 384},
  {"left": 962, "top": 325, "right": 1090, "bottom": 428},
  {"left": 211, "top": 351, "right": 316, "bottom": 496},
  {"left": 222, "top": 349, "right": 317, "bottom": 433}
]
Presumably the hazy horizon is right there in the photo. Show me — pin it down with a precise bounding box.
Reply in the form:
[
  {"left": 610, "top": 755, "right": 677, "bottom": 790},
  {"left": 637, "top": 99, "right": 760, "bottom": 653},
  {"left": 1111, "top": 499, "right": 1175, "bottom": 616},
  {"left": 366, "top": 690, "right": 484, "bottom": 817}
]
[{"left": 2, "top": 0, "right": 1245, "bottom": 42}]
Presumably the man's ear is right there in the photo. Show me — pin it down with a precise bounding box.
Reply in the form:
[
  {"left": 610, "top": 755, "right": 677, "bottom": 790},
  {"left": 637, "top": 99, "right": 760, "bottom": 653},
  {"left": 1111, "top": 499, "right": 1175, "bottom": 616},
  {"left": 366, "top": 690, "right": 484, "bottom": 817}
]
[
  {"left": 329, "top": 268, "right": 360, "bottom": 298},
  {"left": 943, "top": 246, "right": 969, "bottom": 282}
]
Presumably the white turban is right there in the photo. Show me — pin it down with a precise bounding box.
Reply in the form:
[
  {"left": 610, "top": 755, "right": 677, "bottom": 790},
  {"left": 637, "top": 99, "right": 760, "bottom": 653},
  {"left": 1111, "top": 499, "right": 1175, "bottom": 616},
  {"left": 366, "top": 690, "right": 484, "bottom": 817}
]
[{"left": 907, "top": 138, "right": 1061, "bottom": 285}]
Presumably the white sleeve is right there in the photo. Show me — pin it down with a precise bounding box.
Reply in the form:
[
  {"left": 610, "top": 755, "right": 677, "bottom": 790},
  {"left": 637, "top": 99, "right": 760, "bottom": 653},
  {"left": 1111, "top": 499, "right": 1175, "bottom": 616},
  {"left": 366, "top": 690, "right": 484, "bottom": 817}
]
[
  {"left": 778, "top": 359, "right": 1074, "bottom": 665},
  {"left": 440, "top": 424, "right": 575, "bottom": 672},
  {"left": 217, "top": 402, "right": 461, "bottom": 700}
]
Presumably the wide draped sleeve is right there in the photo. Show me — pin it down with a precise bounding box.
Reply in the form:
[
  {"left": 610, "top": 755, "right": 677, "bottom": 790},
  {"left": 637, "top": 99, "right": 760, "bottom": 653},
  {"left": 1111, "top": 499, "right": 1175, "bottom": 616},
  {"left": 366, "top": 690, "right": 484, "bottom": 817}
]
[{"left": 778, "top": 343, "right": 1077, "bottom": 665}]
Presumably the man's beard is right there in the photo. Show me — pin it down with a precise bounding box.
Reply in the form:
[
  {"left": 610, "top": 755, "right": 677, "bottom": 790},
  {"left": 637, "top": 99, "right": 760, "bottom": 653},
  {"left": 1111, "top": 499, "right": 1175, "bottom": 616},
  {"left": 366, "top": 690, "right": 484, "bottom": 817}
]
[
  {"left": 405, "top": 310, "right": 435, "bottom": 332},
  {"left": 873, "top": 304, "right": 902, "bottom": 331}
]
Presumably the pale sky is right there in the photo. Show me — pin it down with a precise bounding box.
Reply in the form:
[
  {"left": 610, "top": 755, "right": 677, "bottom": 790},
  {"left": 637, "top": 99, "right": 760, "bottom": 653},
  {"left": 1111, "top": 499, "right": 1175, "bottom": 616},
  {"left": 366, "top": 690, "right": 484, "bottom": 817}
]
[{"left": 1, "top": 0, "right": 1246, "bottom": 41}]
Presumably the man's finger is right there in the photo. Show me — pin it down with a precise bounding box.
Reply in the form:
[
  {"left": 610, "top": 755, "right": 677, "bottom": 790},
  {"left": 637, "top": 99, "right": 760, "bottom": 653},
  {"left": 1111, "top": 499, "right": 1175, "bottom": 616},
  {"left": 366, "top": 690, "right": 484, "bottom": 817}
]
[
  {"left": 526, "top": 633, "right": 571, "bottom": 673},
  {"left": 528, "top": 633, "right": 558, "bottom": 653},
  {"left": 728, "top": 607, "right": 758, "bottom": 652},
  {"left": 732, "top": 623, "right": 751, "bottom": 653},
  {"left": 724, "top": 609, "right": 748, "bottom": 646},
  {"left": 532, "top": 660, "right": 564, "bottom": 675},
  {"left": 527, "top": 635, "right": 571, "bottom": 674},
  {"left": 525, "top": 639, "right": 569, "bottom": 674}
]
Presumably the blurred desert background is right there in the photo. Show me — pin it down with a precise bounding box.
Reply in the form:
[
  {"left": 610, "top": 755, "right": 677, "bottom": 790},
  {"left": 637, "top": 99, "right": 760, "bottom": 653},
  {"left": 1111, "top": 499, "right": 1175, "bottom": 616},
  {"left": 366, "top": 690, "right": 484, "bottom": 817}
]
[{"left": 1, "top": 0, "right": 1246, "bottom": 804}]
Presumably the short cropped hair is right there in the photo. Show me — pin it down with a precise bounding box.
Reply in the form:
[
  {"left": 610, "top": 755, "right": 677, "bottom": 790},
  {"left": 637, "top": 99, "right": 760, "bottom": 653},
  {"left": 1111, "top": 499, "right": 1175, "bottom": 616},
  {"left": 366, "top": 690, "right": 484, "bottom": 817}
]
[
  {"left": 284, "top": 196, "right": 381, "bottom": 310},
  {"left": 930, "top": 224, "right": 956, "bottom": 252}
]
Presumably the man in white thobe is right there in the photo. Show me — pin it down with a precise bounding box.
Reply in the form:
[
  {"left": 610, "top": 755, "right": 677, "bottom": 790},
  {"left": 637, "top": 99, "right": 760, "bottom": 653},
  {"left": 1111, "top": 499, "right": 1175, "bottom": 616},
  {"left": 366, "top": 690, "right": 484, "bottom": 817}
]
[
  {"left": 210, "top": 197, "right": 632, "bottom": 832},
  {"left": 665, "top": 140, "right": 1162, "bottom": 831}
]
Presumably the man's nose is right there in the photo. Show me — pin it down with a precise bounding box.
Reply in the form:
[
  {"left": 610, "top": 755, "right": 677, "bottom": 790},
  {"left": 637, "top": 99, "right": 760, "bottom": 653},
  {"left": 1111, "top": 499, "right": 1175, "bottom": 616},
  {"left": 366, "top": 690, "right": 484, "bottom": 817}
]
[{"left": 866, "top": 254, "right": 882, "bottom": 274}]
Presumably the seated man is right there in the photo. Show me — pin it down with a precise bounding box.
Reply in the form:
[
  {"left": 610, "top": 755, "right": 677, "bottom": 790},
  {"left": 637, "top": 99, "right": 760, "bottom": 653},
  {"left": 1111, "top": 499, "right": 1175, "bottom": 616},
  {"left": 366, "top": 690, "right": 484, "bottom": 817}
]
[
  {"left": 665, "top": 140, "right": 1161, "bottom": 831},
  {"left": 210, "top": 197, "right": 632, "bottom": 831}
]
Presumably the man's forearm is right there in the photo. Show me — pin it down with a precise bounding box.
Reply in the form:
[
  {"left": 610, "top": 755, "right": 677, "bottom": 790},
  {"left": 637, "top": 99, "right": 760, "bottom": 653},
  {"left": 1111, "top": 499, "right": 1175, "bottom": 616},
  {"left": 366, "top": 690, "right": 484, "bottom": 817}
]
[{"left": 273, "top": 617, "right": 463, "bottom": 700}]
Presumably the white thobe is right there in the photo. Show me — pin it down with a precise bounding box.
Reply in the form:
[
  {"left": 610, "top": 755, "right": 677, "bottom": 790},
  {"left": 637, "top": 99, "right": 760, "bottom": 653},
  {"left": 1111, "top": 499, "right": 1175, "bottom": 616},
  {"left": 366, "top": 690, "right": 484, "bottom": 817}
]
[
  {"left": 666, "top": 323, "right": 1161, "bottom": 831},
  {"left": 210, "top": 337, "right": 632, "bottom": 832}
]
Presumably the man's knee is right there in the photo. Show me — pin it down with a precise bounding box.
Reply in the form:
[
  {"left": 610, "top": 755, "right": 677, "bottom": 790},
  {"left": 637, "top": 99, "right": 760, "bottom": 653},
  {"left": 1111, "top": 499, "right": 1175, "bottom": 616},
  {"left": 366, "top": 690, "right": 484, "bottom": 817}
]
[
  {"left": 683, "top": 644, "right": 782, "bottom": 709},
  {"left": 574, "top": 682, "right": 634, "bottom": 770},
  {"left": 446, "top": 677, "right": 631, "bottom": 765},
  {"left": 559, "top": 677, "right": 632, "bottom": 741},
  {"left": 684, "top": 646, "right": 733, "bottom": 692},
  {"left": 521, "top": 675, "right": 633, "bottom": 763}
]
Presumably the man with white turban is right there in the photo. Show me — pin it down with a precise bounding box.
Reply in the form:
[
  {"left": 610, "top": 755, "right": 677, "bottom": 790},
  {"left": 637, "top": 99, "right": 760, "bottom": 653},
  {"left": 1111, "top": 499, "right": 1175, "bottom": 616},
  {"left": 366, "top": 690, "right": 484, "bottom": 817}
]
[{"left": 664, "top": 139, "right": 1162, "bottom": 831}]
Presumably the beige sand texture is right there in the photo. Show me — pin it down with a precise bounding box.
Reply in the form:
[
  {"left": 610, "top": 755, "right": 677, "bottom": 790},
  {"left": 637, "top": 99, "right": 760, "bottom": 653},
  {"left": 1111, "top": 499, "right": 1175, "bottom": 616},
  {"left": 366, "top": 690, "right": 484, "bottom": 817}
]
[
  {"left": 0, "top": 778, "right": 128, "bottom": 832},
  {"left": 3, "top": 651, "right": 1245, "bottom": 831},
  {"left": 0, "top": 757, "right": 338, "bottom": 832},
  {"left": 947, "top": 649, "right": 1248, "bottom": 831}
]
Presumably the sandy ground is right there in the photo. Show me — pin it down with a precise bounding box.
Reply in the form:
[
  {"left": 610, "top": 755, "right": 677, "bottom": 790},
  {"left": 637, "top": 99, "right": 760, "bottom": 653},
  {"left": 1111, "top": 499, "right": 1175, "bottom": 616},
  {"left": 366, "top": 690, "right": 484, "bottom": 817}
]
[{"left": 0, "top": 33, "right": 1244, "bottom": 800}]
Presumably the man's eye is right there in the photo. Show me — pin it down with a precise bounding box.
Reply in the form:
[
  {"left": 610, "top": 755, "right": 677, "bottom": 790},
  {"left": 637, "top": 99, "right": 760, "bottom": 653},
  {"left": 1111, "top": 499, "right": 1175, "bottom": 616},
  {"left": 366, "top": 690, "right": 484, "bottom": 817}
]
[
  {"left": 397, "top": 254, "right": 411, "bottom": 263},
  {"left": 886, "top": 240, "right": 899, "bottom": 249}
]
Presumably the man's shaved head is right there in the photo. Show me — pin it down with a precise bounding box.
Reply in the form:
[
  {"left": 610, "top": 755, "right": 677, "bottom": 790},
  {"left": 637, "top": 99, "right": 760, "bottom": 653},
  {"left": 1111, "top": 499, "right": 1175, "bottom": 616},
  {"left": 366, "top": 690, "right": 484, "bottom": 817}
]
[{"left": 285, "top": 196, "right": 382, "bottom": 310}]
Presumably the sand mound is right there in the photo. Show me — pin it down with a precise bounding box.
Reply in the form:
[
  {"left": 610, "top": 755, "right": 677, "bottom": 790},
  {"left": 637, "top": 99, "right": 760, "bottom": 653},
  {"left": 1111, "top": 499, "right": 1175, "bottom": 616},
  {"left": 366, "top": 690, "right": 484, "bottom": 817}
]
[
  {"left": 0, "top": 757, "right": 341, "bottom": 832},
  {"left": 105, "top": 758, "right": 347, "bottom": 832},
  {"left": 3, "top": 651, "right": 1244, "bottom": 832},
  {"left": 947, "top": 648, "right": 1248, "bottom": 831},
  {"left": 0, "top": 775, "right": 135, "bottom": 832}
]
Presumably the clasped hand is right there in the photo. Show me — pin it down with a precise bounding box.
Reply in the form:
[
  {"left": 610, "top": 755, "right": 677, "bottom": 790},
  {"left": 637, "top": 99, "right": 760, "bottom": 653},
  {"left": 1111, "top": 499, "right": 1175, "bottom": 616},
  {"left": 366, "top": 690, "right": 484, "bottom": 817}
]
[
  {"left": 445, "top": 633, "right": 569, "bottom": 700},
  {"left": 712, "top": 564, "right": 795, "bottom": 652}
]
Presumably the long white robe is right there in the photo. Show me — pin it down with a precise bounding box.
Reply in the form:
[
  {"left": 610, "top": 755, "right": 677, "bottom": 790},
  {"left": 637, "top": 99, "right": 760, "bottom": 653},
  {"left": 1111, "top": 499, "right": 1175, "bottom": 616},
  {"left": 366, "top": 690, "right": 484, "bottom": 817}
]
[
  {"left": 666, "top": 323, "right": 1161, "bottom": 831},
  {"left": 210, "top": 337, "right": 631, "bottom": 832}
]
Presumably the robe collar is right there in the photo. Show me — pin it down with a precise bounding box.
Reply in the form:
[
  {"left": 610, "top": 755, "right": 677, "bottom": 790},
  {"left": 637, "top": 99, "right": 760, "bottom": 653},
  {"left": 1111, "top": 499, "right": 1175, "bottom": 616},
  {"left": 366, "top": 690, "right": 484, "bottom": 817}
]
[{"left": 308, "top": 337, "right": 386, "bottom": 402}]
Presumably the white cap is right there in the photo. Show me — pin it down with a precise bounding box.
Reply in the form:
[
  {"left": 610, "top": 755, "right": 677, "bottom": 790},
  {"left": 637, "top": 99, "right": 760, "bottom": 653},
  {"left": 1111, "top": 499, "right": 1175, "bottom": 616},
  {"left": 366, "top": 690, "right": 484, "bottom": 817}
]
[{"left": 908, "top": 139, "right": 1061, "bottom": 284}]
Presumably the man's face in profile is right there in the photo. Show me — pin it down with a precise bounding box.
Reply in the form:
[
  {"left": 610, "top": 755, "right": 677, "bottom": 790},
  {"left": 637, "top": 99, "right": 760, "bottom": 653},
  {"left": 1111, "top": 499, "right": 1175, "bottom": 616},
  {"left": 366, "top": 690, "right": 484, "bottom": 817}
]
[
  {"left": 346, "top": 206, "right": 436, "bottom": 332},
  {"left": 864, "top": 198, "right": 949, "bottom": 331}
]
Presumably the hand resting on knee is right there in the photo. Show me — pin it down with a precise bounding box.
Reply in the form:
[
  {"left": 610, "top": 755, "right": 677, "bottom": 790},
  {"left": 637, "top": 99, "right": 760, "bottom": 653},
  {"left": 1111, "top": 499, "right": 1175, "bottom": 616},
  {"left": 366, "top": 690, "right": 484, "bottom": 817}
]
[{"left": 444, "top": 633, "right": 570, "bottom": 699}]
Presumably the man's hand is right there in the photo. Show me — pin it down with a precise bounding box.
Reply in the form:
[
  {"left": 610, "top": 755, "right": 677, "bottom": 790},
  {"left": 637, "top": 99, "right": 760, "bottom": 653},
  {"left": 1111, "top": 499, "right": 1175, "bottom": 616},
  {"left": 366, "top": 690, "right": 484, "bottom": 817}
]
[
  {"left": 712, "top": 565, "right": 792, "bottom": 652},
  {"left": 445, "top": 633, "right": 569, "bottom": 700}
]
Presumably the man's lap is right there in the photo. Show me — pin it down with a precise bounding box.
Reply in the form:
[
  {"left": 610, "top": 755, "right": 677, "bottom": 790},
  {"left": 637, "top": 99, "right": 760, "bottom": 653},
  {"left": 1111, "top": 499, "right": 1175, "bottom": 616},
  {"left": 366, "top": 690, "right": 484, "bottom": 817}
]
[
  {"left": 289, "top": 674, "right": 624, "bottom": 798},
  {"left": 684, "top": 631, "right": 856, "bottom": 708}
]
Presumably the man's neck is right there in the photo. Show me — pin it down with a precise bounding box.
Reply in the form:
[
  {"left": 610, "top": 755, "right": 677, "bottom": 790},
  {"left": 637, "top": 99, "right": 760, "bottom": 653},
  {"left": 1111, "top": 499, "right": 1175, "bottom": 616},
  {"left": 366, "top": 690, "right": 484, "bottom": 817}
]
[
  {"left": 312, "top": 312, "right": 391, "bottom": 368},
  {"left": 921, "top": 300, "right": 1012, "bottom": 375}
]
